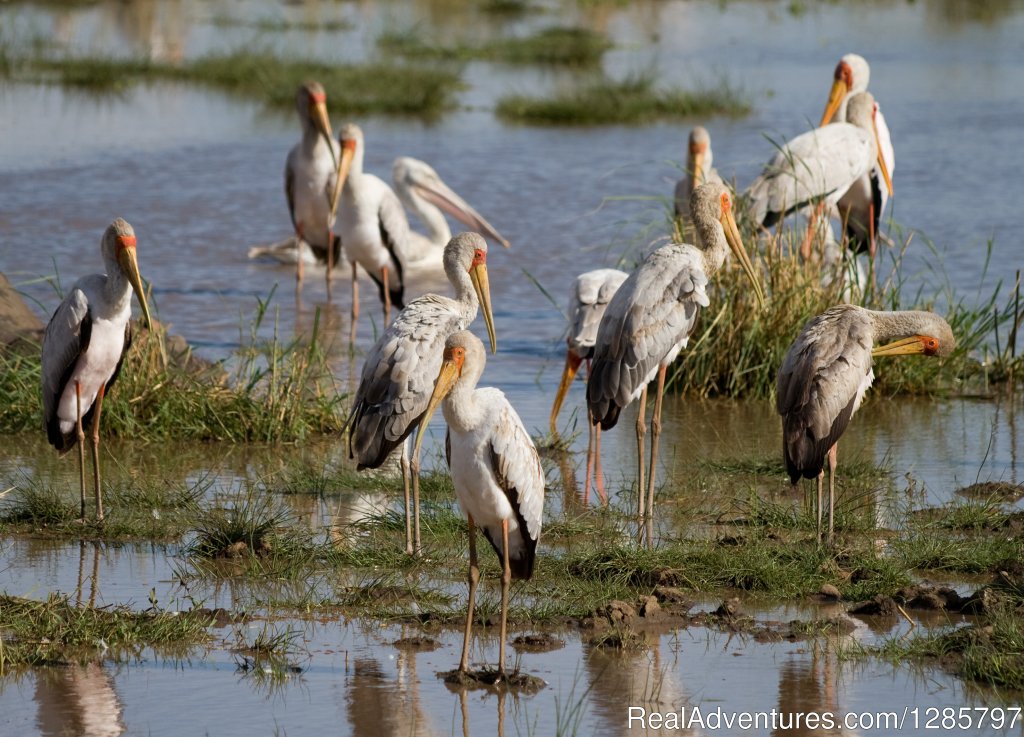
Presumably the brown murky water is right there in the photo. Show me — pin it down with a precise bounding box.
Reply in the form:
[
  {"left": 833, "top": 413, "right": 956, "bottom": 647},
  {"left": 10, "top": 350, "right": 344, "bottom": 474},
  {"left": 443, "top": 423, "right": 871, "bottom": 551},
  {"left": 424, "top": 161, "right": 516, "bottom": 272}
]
[{"left": 2, "top": 0, "right": 1024, "bottom": 734}]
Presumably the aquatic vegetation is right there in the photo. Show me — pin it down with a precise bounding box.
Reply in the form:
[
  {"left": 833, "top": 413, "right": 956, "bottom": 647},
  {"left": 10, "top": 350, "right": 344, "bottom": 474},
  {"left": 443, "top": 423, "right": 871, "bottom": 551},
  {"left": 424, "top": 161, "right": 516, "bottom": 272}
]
[
  {"left": 378, "top": 26, "right": 611, "bottom": 67},
  {"left": 209, "top": 15, "right": 352, "bottom": 32},
  {"left": 496, "top": 73, "right": 751, "bottom": 125},
  {"left": 0, "top": 593, "right": 211, "bottom": 670}
]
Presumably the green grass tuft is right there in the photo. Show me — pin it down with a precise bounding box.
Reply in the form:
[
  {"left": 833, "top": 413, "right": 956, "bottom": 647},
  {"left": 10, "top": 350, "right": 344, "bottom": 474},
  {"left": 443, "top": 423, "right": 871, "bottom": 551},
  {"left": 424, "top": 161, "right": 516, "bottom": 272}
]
[{"left": 379, "top": 26, "right": 611, "bottom": 67}]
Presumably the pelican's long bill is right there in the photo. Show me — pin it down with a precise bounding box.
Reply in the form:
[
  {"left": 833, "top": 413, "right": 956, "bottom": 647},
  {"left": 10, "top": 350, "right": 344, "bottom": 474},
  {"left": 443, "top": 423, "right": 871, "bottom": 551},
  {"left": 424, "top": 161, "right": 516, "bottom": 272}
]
[
  {"left": 549, "top": 350, "right": 583, "bottom": 433},
  {"left": 416, "top": 182, "right": 510, "bottom": 249},
  {"left": 819, "top": 78, "right": 848, "bottom": 127},
  {"left": 116, "top": 237, "right": 152, "bottom": 329},
  {"left": 468, "top": 254, "right": 497, "bottom": 353},
  {"left": 720, "top": 206, "right": 766, "bottom": 310},
  {"left": 871, "top": 112, "right": 894, "bottom": 197},
  {"left": 412, "top": 349, "right": 464, "bottom": 461},
  {"left": 871, "top": 335, "right": 938, "bottom": 357}
]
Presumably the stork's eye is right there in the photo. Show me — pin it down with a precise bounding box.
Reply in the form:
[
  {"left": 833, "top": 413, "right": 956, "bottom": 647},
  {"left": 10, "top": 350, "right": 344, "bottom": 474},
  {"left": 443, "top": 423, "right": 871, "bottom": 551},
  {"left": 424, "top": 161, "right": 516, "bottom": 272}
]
[
  {"left": 924, "top": 338, "right": 939, "bottom": 355},
  {"left": 719, "top": 192, "right": 731, "bottom": 213}
]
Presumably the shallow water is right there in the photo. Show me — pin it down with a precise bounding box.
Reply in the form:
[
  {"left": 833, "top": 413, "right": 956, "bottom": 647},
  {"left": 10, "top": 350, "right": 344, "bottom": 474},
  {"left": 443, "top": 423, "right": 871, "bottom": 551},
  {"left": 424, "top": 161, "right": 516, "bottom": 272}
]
[{"left": 2, "top": 0, "right": 1024, "bottom": 734}]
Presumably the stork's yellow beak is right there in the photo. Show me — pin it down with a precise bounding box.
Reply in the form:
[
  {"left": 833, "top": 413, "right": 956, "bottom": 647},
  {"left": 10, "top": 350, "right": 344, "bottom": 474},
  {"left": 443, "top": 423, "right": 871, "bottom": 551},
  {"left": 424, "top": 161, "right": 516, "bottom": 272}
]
[
  {"left": 721, "top": 207, "right": 765, "bottom": 310},
  {"left": 116, "top": 239, "right": 152, "bottom": 330},
  {"left": 549, "top": 350, "right": 583, "bottom": 434},
  {"left": 872, "top": 336, "right": 929, "bottom": 357},
  {"left": 412, "top": 355, "right": 462, "bottom": 460},
  {"left": 819, "top": 78, "right": 848, "bottom": 127},
  {"left": 469, "top": 262, "right": 496, "bottom": 354},
  {"left": 872, "top": 116, "right": 894, "bottom": 197}
]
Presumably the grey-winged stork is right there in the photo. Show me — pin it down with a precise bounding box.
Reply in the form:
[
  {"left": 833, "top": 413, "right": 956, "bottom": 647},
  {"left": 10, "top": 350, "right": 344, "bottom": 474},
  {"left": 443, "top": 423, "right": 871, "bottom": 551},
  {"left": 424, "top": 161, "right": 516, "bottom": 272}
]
[
  {"left": 414, "top": 330, "right": 544, "bottom": 680},
  {"left": 777, "top": 306, "right": 954, "bottom": 543},
  {"left": 587, "top": 182, "right": 764, "bottom": 545},
  {"left": 549, "top": 268, "right": 628, "bottom": 505},
  {"left": 41, "top": 218, "right": 152, "bottom": 522},
  {"left": 345, "top": 232, "right": 496, "bottom": 556}
]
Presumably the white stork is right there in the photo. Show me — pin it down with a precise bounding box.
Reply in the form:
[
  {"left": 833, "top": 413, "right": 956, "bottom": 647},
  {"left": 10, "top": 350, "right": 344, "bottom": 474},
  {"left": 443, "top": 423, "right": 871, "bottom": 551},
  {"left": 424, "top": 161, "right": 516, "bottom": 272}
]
[
  {"left": 587, "top": 183, "right": 764, "bottom": 545},
  {"left": 345, "top": 232, "right": 496, "bottom": 556},
  {"left": 777, "top": 306, "right": 954, "bottom": 543},
  {"left": 414, "top": 330, "right": 544, "bottom": 679},
  {"left": 334, "top": 123, "right": 410, "bottom": 336},
  {"left": 41, "top": 218, "right": 152, "bottom": 521},
  {"left": 283, "top": 81, "right": 342, "bottom": 290},
  {"left": 549, "top": 268, "right": 628, "bottom": 504},
  {"left": 746, "top": 92, "right": 892, "bottom": 260},
  {"left": 673, "top": 126, "right": 723, "bottom": 221},
  {"left": 392, "top": 156, "right": 510, "bottom": 266},
  {"left": 819, "top": 53, "right": 896, "bottom": 257}
]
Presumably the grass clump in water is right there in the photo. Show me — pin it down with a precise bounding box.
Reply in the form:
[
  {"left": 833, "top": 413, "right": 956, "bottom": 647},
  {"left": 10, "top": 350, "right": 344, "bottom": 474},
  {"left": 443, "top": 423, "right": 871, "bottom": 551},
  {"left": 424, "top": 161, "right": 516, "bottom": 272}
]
[
  {"left": 0, "top": 593, "right": 211, "bottom": 670},
  {"left": 496, "top": 73, "right": 750, "bottom": 125},
  {"left": 379, "top": 26, "right": 611, "bottom": 67}
]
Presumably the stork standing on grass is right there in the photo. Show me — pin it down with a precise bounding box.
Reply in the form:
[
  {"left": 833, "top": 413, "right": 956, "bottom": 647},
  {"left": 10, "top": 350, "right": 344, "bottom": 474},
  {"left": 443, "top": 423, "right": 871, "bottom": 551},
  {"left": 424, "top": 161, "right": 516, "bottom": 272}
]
[
  {"left": 415, "top": 330, "right": 544, "bottom": 680},
  {"left": 777, "top": 305, "right": 954, "bottom": 543},
  {"left": 42, "top": 218, "right": 152, "bottom": 522},
  {"left": 586, "top": 183, "right": 764, "bottom": 545}
]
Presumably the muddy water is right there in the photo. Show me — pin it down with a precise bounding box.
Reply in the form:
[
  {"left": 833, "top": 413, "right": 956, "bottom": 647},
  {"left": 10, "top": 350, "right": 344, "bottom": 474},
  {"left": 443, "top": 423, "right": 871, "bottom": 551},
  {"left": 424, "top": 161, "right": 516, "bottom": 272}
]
[{"left": 2, "top": 0, "right": 1024, "bottom": 734}]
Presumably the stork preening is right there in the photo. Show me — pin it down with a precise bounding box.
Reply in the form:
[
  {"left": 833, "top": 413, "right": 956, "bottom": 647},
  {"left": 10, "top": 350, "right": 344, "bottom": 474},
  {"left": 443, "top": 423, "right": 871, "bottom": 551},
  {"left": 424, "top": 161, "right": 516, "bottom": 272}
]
[
  {"left": 746, "top": 92, "right": 893, "bottom": 261},
  {"left": 392, "top": 156, "right": 510, "bottom": 265},
  {"left": 549, "top": 268, "right": 628, "bottom": 504},
  {"left": 673, "top": 126, "right": 723, "bottom": 221},
  {"left": 284, "top": 81, "right": 342, "bottom": 291},
  {"left": 819, "top": 53, "right": 896, "bottom": 258},
  {"left": 777, "top": 306, "right": 954, "bottom": 543},
  {"left": 334, "top": 123, "right": 411, "bottom": 339},
  {"left": 345, "top": 232, "right": 496, "bottom": 556},
  {"left": 414, "top": 330, "right": 544, "bottom": 679},
  {"left": 587, "top": 183, "right": 764, "bottom": 545},
  {"left": 41, "top": 218, "right": 152, "bottom": 522}
]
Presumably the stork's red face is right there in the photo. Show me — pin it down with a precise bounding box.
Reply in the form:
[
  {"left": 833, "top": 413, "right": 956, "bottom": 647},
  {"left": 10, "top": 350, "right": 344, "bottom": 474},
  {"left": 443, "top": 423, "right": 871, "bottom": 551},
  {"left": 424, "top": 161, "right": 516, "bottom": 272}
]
[
  {"left": 444, "top": 345, "right": 467, "bottom": 374},
  {"left": 819, "top": 60, "right": 854, "bottom": 127},
  {"left": 116, "top": 235, "right": 137, "bottom": 252}
]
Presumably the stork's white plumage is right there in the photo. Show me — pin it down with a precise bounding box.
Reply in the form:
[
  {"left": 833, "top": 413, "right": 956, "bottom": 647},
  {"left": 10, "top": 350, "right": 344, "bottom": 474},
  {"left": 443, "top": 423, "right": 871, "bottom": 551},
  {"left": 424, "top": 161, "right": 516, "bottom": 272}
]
[
  {"left": 549, "top": 268, "right": 628, "bottom": 503},
  {"left": 283, "top": 81, "right": 342, "bottom": 287},
  {"left": 587, "top": 183, "right": 764, "bottom": 545},
  {"left": 819, "top": 53, "right": 896, "bottom": 257},
  {"left": 345, "top": 232, "right": 496, "bottom": 555},
  {"left": 392, "top": 156, "right": 510, "bottom": 266},
  {"left": 777, "top": 306, "right": 954, "bottom": 543},
  {"left": 673, "top": 126, "right": 724, "bottom": 220},
  {"left": 335, "top": 123, "right": 411, "bottom": 333},
  {"left": 747, "top": 92, "right": 892, "bottom": 239},
  {"left": 41, "top": 218, "right": 152, "bottom": 521},
  {"left": 415, "top": 330, "right": 544, "bottom": 678}
]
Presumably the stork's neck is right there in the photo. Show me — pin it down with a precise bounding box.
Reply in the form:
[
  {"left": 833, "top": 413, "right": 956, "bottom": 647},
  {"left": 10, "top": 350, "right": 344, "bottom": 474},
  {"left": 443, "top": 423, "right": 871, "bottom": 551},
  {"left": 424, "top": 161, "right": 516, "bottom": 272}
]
[
  {"left": 447, "top": 266, "right": 480, "bottom": 320},
  {"left": 102, "top": 255, "right": 134, "bottom": 313},
  {"left": 405, "top": 192, "right": 451, "bottom": 246},
  {"left": 694, "top": 217, "right": 728, "bottom": 277},
  {"left": 441, "top": 368, "right": 485, "bottom": 434},
  {"left": 867, "top": 309, "right": 939, "bottom": 344}
]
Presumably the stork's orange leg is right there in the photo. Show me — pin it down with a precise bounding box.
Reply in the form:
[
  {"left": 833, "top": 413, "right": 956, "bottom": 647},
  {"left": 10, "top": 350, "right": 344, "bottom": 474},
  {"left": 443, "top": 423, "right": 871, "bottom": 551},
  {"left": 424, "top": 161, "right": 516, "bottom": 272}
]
[
  {"left": 459, "top": 515, "right": 479, "bottom": 673},
  {"left": 90, "top": 384, "right": 106, "bottom": 522},
  {"left": 75, "top": 381, "right": 86, "bottom": 521}
]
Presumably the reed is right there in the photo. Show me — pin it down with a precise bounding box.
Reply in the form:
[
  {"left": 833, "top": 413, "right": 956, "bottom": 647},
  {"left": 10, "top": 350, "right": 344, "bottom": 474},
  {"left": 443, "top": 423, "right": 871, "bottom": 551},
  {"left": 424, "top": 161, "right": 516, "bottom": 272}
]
[{"left": 379, "top": 26, "right": 611, "bottom": 67}]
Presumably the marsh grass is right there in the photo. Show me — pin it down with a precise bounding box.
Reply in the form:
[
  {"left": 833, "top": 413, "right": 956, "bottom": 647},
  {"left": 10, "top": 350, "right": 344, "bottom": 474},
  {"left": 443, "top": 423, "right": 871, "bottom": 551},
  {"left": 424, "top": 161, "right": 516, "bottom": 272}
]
[
  {"left": 0, "top": 593, "right": 210, "bottom": 670},
  {"left": 0, "top": 299, "right": 345, "bottom": 442},
  {"left": 379, "top": 26, "right": 611, "bottom": 67},
  {"left": 496, "top": 73, "right": 750, "bottom": 125},
  {"left": 1, "top": 47, "right": 461, "bottom": 118},
  {"left": 209, "top": 16, "right": 352, "bottom": 32}
]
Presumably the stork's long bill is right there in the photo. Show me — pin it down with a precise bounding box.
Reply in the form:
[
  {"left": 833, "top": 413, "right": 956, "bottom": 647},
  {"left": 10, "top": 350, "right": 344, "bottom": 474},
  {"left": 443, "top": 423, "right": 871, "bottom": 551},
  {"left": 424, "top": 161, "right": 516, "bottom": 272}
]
[
  {"left": 116, "top": 235, "right": 152, "bottom": 329},
  {"left": 819, "top": 77, "right": 848, "bottom": 128},
  {"left": 549, "top": 351, "right": 582, "bottom": 433},
  {"left": 690, "top": 144, "right": 706, "bottom": 186},
  {"left": 871, "top": 108, "right": 894, "bottom": 196},
  {"left": 719, "top": 199, "right": 766, "bottom": 309},
  {"left": 413, "top": 345, "right": 465, "bottom": 460},
  {"left": 329, "top": 138, "right": 356, "bottom": 220},
  {"left": 468, "top": 248, "right": 497, "bottom": 353},
  {"left": 871, "top": 335, "right": 941, "bottom": 357},
  {"left": 309, "top": 92, "right": 336, "bottom": 168}
]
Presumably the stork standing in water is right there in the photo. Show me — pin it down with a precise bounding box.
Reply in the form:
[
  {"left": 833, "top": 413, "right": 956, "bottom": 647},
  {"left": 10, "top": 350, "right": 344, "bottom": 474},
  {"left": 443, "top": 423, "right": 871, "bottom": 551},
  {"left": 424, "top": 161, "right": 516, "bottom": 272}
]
[
  {"left": 415, "top": 330, "right": 544, "bottom": 680},
  {"left": 746, "top": 92, "right": 892, "bottom": 261},
  {"left": 587, "top": 183, "right": 764, "bottom": 545},
  {"left": 819, "top": 53, "right": 896, "bottom": 258},
  {"left": 777, "top": 306, "right": 954, "bottom": 543},
  {"left": 392, "top": 156, "right": 510, "bottom": 265},
  {"left": 334, "top": 123, "right": 410, "bottom": 339},
  {"left": 42, "top": 218, "right": 152, "bottom": 521},
  {"left": 284, "top": 81, "right": 342, "bottom": 292},
  {"left": 345, "top": 233, "right": 496, "bottom": 556},
  {"left": 673, "top": 126, "right": 723, "bottom": 221},
  {"left": 549, "top": 268, "right": 628, "bottom": 504}
]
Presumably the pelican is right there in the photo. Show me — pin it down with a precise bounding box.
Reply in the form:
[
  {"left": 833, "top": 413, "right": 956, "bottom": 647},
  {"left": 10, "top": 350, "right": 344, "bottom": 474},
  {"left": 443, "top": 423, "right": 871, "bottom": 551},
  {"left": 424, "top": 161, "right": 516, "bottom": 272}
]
[
  {"left": 345, "top": 232, "right": 496, "bottom": 556},
  {"left": 414, "top": 330, "right": 544, "bottom": 679},
  {"left": 41, "top": 218, "right": 152, "bottom": 522},
  {"left": 334, "top": 123, "right": 410, "bottom": 332},
  {"left": 587, "top": 183, "right": 764, "bottom": 544},
  {"left": 747, "top": 92, "right": 893, "bottom": 260},
  {"left": 777, "top": 306, "right": 954, "bottom": 543},
  {"left": 673, "top": 126, "right": 723, "bottom": 220},
  {"left": 819, "top": 53, "right": 896, "bottom": 256},
  {"left": 392, "top": 156, "right": 510, "bottom": 264},
  {"left": 549, "top": 268, "right": 628, "bottom": 504},
  {"left": 284, "top": 81, "right": 342, "bottom": 288}
]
